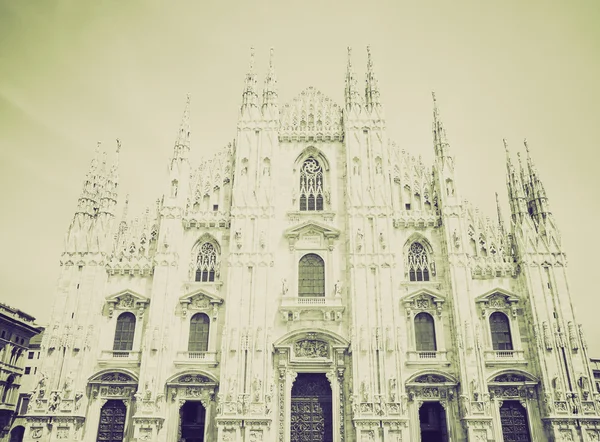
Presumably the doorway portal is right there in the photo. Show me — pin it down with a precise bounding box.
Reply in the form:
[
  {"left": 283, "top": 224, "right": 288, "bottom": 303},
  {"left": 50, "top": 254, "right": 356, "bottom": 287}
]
[
  {"left": 419, "top": 402, "right": 448, "bottom": 442},
  {"left": 290, "top": 373, "right": 333, "bottom": 442},
  {"left": 180, "top": 401, "right": 206, "bottom": 442},
  {"left": 96, "top": 400, "right": 126, "bottom": 442},
  {"left": 499, "top": 400, "right": 531, "bottom": 442}
]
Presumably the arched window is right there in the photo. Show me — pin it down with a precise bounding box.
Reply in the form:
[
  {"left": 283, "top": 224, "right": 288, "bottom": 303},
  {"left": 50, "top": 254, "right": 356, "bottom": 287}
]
[
  {"left": 299, "top": 157, "right": 324, "bottom": 211},
  {"left": 490, "top": 312, "right": 513, "bottom": 351},
  {"left": 188, "top": 313, "right": 210, "bottom": 353},
  {"left": 298, "top": 254, "right": 325, "bottom": 297},
  {"left": 195, "top": 242, "right": 219, "bottom": 282},
  {"left": 414, "top": 312, "right": 437, "bottom": 352},
  {"left": 113, "top": 313, "right": 136, "bottom": 351},
  {"left": 408, "top": 242, "right": 431, "bottom": 282}
]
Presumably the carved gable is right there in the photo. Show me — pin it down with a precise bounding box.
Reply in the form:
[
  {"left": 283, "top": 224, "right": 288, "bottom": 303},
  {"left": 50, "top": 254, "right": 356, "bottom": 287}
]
[
  {"left": 475, "top": 288, "right": 519, "bottom": 318},
  {"left": 105, "top": 290, "right": 150, "bottom": 318},
  {"left": 284, "top": 220, "right": 341, "bottom": 251},
  {"left": 403, "top": 289, "right": 445, "bottom": 318},
  {"left": 179, "top": 289, "right": 224, "bottom": 320}
]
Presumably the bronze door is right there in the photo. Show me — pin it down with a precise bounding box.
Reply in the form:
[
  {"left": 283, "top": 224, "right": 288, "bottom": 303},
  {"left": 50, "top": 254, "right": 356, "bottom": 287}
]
[
  {"left": 97, "top": 400, "right": 126, "bottom": 442},
  {"left": 500, "top": 401, "right": 531, "bottom": 441},
  {"left": 290, "top": 374, "right": 333, "bottom": 442}
]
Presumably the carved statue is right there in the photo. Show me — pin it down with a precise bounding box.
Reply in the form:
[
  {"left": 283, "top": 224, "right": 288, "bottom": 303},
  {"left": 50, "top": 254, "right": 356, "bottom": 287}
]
[
  {"left": 252, "top": 375, "right": 262, "bottom": 402},
  {"left": 360, "top": 380, "right": 370, "bottom": 403},
  {"left": 63, "top": 372, "right": 74, "bottom": 399},
  {"left": 388, "top": 378, "right": 397, "bottom": 402},
  {"left": 282, "top": 278, "right": 289, "bottom": 296},
  {"left": 334, "top": 280, "right": 342, "bottom": 297}
]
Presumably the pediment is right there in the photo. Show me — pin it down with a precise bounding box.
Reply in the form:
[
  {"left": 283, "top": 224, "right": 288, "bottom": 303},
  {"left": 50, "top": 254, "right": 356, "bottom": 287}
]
[
  {"left": 179, "top": 289, "right": 224, "bottom": 307},
  {"left": 105, "top": 289, "right": 149, "bottom": 309},
  {"left": 475, "top": 288, "right": 519, "bottom": 305},
  {"left": 403, "top": 288, "right": 445, "bottom": 304},
  {"left": 284, "top": 220, "right": 341, "bottom": 239}
]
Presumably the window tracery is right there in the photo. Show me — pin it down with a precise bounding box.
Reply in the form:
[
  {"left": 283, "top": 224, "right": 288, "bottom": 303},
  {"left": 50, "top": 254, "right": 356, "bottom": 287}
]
[
  {"left": 195, "top": 242, "right": 219, "bottom": 282},
  {"left": 299, "top": 157, "right": 324, "bottom": 211},
  {"left": 407, "top": 242, "right": 432, "bottom": 282}
]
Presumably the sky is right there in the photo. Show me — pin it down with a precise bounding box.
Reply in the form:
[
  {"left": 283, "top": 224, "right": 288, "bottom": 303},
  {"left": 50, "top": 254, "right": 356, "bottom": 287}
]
[{"left": 1, "top": 0, "right": 599, "bottom": 355}]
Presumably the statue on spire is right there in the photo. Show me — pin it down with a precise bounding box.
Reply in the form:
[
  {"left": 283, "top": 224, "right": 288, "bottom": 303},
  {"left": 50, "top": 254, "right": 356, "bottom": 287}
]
[
  {"left": 344, "top": 47, "right": 362, "bottom": 112},
  {"left": 365, "top": 46, "right": 381, "bottom": 111},
  {"left": 431, "top": 92, "right": 450, "bottom": 159},
  {"left": 241, "top": 47, "right": 259, "bottom": 112},
  {"left": 173, "top": 94, "right": 191, "bottom": 161},
  {"left": 262, "top": 47, "right": 279, "bottom": 112}
]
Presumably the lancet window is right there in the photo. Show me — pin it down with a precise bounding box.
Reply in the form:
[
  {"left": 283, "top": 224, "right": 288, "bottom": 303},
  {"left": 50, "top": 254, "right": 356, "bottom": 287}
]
[
  {"left": 408, "top": 242, "right": 431, "bottom": 282},
  {"left": 298, "top": 253, "right": 325, "bottom": 297},
  {"left": 299, "top": 157, "right": 324, "bottom": 211},
  {"left": 490, "top": 312, "right": 513, "bottom": 351},
  {"left": 188, "top": 313, "right": 210, "bottom": 353},
  {"left": 414, "top": 312, "right": 437, "bottom": 352},
  {"left": 113, "top": 312, "right": 136, "bottom": 351},
  {"left": 195, "top": 241, "right": 219, "bottom": 282}
]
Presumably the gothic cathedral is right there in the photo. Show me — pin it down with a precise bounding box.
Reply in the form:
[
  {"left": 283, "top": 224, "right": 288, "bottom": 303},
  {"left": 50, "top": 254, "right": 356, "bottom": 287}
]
[{"left": 22, "top": 48, "right": 600, "bottom": 442}]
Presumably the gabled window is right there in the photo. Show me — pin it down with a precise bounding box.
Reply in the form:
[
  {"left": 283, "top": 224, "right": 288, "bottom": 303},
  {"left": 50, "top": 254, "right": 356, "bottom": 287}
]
[
  {"left": 188, "top": 313, "right": 210, "bottom": 353},
  {"left": 414, "top": 312, "right": 437, "bottom": 351},
  {"left": 299, "top": 157, "right": 324, "bottom": 211},
  {"left": 113, "top": 312, "right": 136, "bottom": 351},
  {"left": 195, "top": 242, "right": 219, "bottom": 282},
  {"left": 298, "top": 254, "right": 325, "bottom": 297},
  {"left": 490, "top": 312, "right": 513, "bottom": 351},
  {"left": 408, "top": 242, "right": 431, "bottom": 282}
]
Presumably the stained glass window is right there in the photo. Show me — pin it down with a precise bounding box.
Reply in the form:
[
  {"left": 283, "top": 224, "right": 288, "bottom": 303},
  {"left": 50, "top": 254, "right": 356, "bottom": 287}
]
[
  {"left": 408, "top": 242, "right": 431, "bottom": 282},
  {"left": 188, "top": 313, "right": 210, "bottom": 353},
  {"left": 490, "top": 312, "right": 513, "bottom": 351},
  {"left": 414, "top": 312, "right": 436, "bottom": 352},
  {"left": 113, "top": 313, "right": 135, "bottom": 351},
  {"left": 195, "top": 242, "right": 219, "bottom": 282},
  {"left": 298, "top": 254, "right": 325, "bottom": 297},
  {"left": 299, "top": 157, "right": 324, "bottom": 211}
]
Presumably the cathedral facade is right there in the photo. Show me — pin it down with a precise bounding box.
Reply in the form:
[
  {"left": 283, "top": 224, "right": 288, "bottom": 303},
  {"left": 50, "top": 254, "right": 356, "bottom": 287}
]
[{"left": 21, "top": 48, "right": 600, "bottom": 442}]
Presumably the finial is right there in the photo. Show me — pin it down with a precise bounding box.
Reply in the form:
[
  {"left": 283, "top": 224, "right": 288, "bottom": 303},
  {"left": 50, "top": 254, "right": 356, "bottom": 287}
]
[
  {"left": 523, "top": 138, "right": 529, "bottom": 154},
  {"left": 347, "top": 47, "right": 352, "bottom": 66},
  {"left": 502, "top": 138, "right": 508, "bottom": 153},
  {"left": 367, "top": 45, "right": 372, "bottom": 66},
  {"left": 116, "top": 138, "right": 121, "bottom": 154},
  {"left": 96, "top": 141, "right": 101, "bottom": 151},
  {"left": 269, "top": 47, "right": 274, "bottom": 68},
  {"left": 432, "top": 91, "right": 437, "bottom": 103}
]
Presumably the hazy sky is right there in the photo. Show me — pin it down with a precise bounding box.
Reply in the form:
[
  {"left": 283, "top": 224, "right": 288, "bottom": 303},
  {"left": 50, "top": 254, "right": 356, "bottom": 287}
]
[{"left": 1, "top": 1, "right": 599, "bottom": 355}]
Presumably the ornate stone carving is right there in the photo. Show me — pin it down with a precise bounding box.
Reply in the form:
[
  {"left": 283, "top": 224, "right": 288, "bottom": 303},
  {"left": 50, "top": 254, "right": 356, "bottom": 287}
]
[{"left": 294, "top": 339, "right": 328, "bottom": 358}]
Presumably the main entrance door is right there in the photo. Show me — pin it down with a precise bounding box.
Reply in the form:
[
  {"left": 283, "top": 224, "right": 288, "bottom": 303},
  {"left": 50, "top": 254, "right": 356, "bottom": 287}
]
[
  {"left": 290, "top": 373, "right": 333, "bottom": 442},
  {"left": 500, "top": 400, "right": 531, "bottom": 441},
  {"left": 97, "top": 400, "right": 126, "bottom": 442},
  {"left": 180, "top": 401, "right": 206, "bottom": 442},
  {"left": 419, "top": 402, "right": 449, "bottom": 442}
]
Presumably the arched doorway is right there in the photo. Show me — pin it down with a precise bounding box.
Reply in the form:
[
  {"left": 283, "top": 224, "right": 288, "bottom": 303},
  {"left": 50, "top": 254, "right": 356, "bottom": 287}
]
[
  {"left": 500, "top": 401, "right": 531, "bottom": 441},
  {"left": 290, "top": 373, "right": 333, "bottom": 442},
  {"left": 419, "top": 402, "right": 448, "bottom": 442},
  {"left": 97, "top": 400, "right": 126, "bottom": 442},
  {"left": 9, "top": 425, "right": 24, "bottom": 442},
  {"left": 180, "top": 401, "right": 206, "bottom": 442}
]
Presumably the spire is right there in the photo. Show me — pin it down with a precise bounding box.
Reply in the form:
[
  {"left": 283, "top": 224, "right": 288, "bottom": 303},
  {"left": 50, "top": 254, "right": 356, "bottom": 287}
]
[
  {"left": 432, "top": 92, "right": 450, "bottom": 159},
  {"left": 173, "top": 94, "right": 191, "bottom": 160},
  {"left": 495, "top": 192, "right": 506, "bottom": 237},
  {"left": 522, "top": 139, "right": 550, "bottom": 221},
  {"left": 344, "top": 47, "right": 362, "bottom": 112},
  {"left": 76, "top": 142, "right": 104, "bottom": 217},
  {"left": 241, "top": 47, "right": 259, "bottom": 112},
  {"left": 365, "top": 46, "right": 381, "bottom": 111},
  {"left": 504, "top": 139, "right": 528, "bottom": 223},
  {"left": 262, "top": 47, "right": 278, "bottom": 111},
  {"left": 98, "top": 139, "right": 121, "bottom": 216}
]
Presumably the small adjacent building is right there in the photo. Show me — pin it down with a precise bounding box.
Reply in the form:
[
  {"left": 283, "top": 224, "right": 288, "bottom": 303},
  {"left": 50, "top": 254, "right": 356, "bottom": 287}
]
[{"left": 0, "top": 304, "right": 42, "bottom": 441}]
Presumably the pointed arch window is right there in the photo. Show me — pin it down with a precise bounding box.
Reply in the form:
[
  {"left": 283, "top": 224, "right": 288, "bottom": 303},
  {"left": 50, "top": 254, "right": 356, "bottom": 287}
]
[
  {"left": 195, "top": 242, "right": 219, "bottom": 282},
  {"left": 188, "top": 313, "right": 210, "bottom": 353},
  {"left": 490, "top": 312, "right": 513, "bottom": 351},
  {"left": 414, "top": 312, "right": 437, "bottom": 352},
  {"left": 408, "top": 242, "right": 431, "bottom": 282},
  {"left": 298, "top": 254, "right": 325, "bottom": 297},
  {"left": 299, "top": 157, "right": 324, "bottom": 211},
  {"left": 113, "top": 313, "right": 136, "bottom": 351}
]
